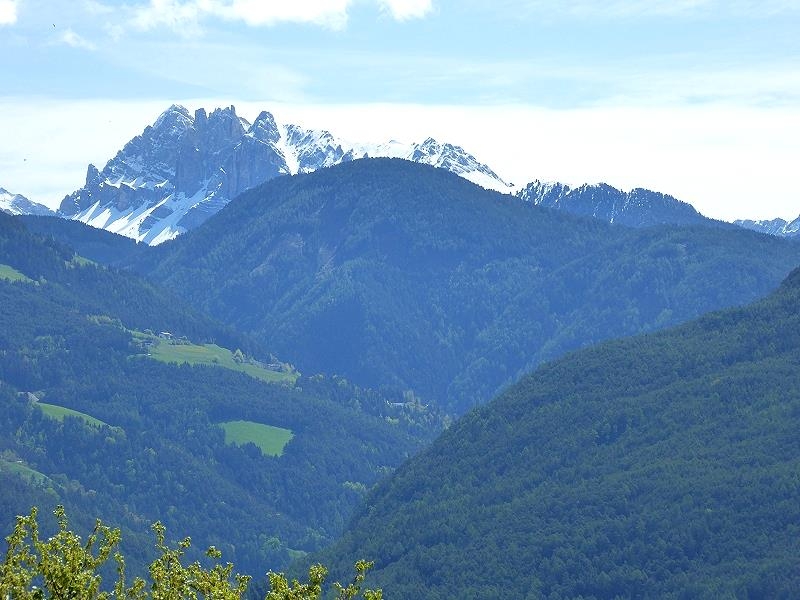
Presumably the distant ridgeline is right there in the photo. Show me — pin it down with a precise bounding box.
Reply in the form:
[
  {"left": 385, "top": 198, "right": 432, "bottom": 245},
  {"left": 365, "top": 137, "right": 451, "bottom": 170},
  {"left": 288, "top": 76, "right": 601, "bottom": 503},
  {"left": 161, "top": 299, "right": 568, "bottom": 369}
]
[
  {"left": 116, "top": 159, "right": 800, "bottom": 415},
  {"left": 0, "top": 211, "right": 442, "bottom": 577},
  {"left": 314, "top": 263, "right": 800, "bottom": 598}
]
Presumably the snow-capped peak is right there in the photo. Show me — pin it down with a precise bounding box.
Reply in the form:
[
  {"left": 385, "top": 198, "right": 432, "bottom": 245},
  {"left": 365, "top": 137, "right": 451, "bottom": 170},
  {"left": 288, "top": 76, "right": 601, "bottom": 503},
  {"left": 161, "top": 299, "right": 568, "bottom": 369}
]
[{"left": 0, "top": 187, "right": 55, "bottom": 217}]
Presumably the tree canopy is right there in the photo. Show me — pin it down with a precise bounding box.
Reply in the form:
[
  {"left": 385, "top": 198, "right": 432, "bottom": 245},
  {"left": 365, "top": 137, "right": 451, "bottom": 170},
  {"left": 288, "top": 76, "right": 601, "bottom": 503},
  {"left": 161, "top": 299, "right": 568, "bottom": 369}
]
[{"left": 0, "top": 506, "right": 380, "bottom": 600}]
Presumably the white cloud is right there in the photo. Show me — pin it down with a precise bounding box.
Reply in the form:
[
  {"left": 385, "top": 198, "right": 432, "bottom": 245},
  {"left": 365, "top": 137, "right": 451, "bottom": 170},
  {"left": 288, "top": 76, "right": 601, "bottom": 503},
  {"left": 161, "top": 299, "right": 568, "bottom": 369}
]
[
  {"left": 129, "top": 0, "right": 432, "bottom": 33},
  {"left": 60, "top": 28, "right": 96, "bottom": 50},
  {"left": 0, "top": 0, "right": 18, "bottom": 25},
  {"left": 378, "top": 0, "right": 433, "bottom": 20},
  {"left": 208, "top": 0, "right": 352, "bottom": 28}
]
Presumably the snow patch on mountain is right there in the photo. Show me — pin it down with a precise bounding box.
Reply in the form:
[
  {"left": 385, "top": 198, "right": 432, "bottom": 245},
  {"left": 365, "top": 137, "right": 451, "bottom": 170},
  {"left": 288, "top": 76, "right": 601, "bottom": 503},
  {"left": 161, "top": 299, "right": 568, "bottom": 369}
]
[
  {"left": 0, "top": 187, "right": 55, "bottom": 217},
  {"left": 735, "top": 216, "right": 800, "bottom": 238}
]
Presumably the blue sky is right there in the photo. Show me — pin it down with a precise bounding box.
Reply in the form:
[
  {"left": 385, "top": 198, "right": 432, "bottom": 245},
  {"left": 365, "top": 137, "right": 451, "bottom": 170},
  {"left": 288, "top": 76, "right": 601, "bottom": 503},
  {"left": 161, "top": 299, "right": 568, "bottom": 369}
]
[{"left": 1, "top": 0, "right": 799, "bottom": 221}]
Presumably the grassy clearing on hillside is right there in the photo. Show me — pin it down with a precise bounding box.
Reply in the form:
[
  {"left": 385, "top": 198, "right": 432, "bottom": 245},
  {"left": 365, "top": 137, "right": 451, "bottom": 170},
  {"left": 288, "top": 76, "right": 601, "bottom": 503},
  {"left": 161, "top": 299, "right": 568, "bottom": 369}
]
[
  {"left": 149, "top": 340, "right": 297, "bottom": 384},
  {"left": 37, "top": 402, "right": 107, "bottom": 428},
  {"left": 0, "top": 263, "right": 33, "bottom": 283},
  {"left": 0, "top": 459, "right": 50, "bottom": 485},
  {"left": 219, "top": 420, "right": 294, "bottom": 457},
  {"left": 69, "top": 254, "right": 95, "bottom": 267}
]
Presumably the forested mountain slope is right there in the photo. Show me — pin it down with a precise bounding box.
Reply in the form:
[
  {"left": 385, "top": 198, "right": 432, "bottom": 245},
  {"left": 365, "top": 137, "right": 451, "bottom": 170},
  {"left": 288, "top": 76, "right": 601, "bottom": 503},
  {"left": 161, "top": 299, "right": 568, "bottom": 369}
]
[
  {"left": 138, "top": 158, "right": 800, "bottom": 414},
  {"left": 316, "top": 265, "right": 800, "bottom": 599},
  {"left": 0, "top": 212, "right": 440, "bottom": 576},
  {"left": 19, "top": 214, "right": 148, "bottom": 268}
]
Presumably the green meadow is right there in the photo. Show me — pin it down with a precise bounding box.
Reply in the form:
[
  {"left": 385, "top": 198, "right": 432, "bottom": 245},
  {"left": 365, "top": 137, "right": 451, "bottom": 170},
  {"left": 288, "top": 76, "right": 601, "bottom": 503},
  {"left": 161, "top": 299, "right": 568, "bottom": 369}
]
[
  {"left": 0, "top": 263, "right": 33, "bottom": 283},
  {"left": 37, "top": 402, "right": 107, "bottom": 428},
  {"left": 219, "top": 420, "right": 294, "bottom": 457},
  {"left": 149, "top": 339, "right": 297, "bottom": 384},
  {"left": 0, "top": 458, "right": 50, "bottom": 485}
]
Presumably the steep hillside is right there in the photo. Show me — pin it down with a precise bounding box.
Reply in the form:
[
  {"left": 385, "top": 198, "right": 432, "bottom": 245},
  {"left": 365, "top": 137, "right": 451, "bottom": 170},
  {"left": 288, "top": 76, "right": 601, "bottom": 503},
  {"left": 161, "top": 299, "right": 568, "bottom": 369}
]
[
  {"left": 0, "top": 212, "right": 440, "bottom": 576},
  {"left": 316, "top": 266, "right": 800, "bottom": 599},
  {"left": 140, "top": 158, "right": 800, "bottom": 414}
]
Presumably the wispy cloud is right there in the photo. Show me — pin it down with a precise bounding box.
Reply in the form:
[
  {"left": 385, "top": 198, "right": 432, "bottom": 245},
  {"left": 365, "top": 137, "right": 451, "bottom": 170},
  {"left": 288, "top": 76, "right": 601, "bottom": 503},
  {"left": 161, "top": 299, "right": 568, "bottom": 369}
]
[
  {"left": 0, "top": 0, "right": 18, "bottom": 25},
  {"left": 59, "top": 28, "right": 96, "bottom": 50},
  {"left": 103, "top": 39, "right": 312, "bottom": 101}
]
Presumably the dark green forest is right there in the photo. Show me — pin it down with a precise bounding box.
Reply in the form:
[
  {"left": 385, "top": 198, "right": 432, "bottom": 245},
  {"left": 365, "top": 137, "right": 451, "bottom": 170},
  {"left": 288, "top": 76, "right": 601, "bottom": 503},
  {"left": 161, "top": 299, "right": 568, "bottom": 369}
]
[
  {"left": 315, "top": 264, "right": 800, "bottom": 598},
  {"left": 5, "top": 159, "right": 800, "bottom": 597},
  {"left": 127, "top": 159, "right": 800, "bottom": 414},
  {"left": 0, "top": 211, "right": 441, "bottom": 577}
]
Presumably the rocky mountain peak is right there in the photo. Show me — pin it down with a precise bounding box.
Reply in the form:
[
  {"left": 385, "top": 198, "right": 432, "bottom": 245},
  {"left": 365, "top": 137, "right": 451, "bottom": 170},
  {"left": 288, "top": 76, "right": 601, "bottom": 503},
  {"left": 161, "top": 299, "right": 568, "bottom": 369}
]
[
  {"left": 57, "top": 104, "right": 513, "bottom": 244},
  {"left": 85, "top": 164, "right": 102, "bottom": 187},
  {"left": 152, "top": 104, "right": 193, "bottom": 134},
  {"left": 249, "top": 111, "right": 281, "bottom": 144}
]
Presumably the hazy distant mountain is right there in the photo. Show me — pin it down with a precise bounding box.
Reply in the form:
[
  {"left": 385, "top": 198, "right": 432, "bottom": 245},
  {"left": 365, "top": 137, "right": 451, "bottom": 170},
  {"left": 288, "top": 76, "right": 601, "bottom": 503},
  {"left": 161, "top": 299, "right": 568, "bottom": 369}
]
[
  {"left": 517, "top": 179, "right": 713, "bottom": 227},
  {"left": 735, "top": 215, "right": 800, "bottom": 238},
  {"left": 58, "top": 105, "right": 511, "bottom": 245},
  {"left": 0, "top": 187, "right": 54, "bottom": 217}
]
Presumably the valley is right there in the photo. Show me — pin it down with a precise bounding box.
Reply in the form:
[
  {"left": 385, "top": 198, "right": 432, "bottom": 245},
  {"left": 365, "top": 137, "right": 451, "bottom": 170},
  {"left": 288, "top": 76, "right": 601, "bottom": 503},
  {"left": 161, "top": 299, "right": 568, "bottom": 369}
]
[{"left": 3, "top": 107, "right": 800, "bottom": 599}]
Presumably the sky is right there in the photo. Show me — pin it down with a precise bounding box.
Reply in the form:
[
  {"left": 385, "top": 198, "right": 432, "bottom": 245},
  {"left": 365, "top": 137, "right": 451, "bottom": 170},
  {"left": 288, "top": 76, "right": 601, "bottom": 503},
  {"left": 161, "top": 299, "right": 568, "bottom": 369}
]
[{"left": 1, "top": 0, "right": 799, "bottom": 221}]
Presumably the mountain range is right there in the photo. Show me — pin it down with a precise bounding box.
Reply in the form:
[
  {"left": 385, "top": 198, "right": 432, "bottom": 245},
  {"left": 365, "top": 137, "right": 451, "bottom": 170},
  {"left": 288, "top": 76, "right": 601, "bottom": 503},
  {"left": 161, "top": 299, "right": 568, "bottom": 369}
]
[
  {"left": 735, "top": 215, "right": 800, "bottom": 238},
  {"left": 56, "top": 105, "right": 511, "bottom": 245},
  {"left": 2, "top": 102, "right": 731, "bottom": 246},
  {"left": 11, "top": 103, "right": 795, "bottom": 246},
  {"left": 517, "top": 180, "right": 714, "bottom": 228}
]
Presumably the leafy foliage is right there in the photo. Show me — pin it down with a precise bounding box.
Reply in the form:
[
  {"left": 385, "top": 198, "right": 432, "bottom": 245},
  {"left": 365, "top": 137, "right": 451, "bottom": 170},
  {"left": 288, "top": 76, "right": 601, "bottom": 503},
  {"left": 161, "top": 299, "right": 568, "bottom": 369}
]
[
  {"left": 0, "top": 506, "right": 380, "bottom": 600},
  {"left": 133, "top": 159, "right": 800, "bottom": 414},
  {"left": 314, "top": 266, "right": 800, "bottom": 598}
]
